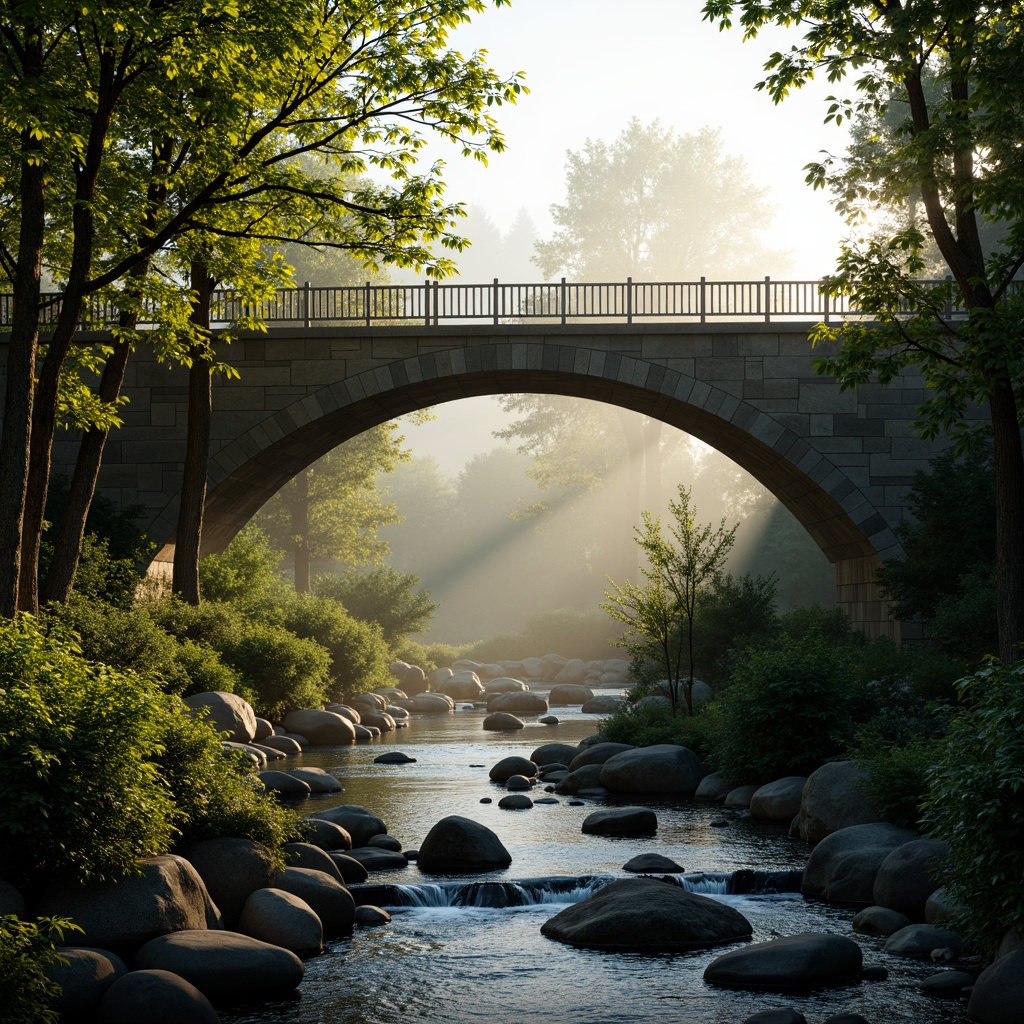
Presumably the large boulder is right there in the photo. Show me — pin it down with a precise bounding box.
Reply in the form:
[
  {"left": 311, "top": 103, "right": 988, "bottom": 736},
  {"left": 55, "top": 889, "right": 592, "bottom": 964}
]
[
  {"left": 704, "top": 933, "right": 863, "bottom": 991},
  {"left": 802, "top": 823, "right": 918, "bottom": 904},
  {"left": 553, "top": 763, "right": 606, "bottom": 795},
  {"left": 750, "top": 777, "right": 807, "bottom": 823},
  {"left": 309, "top": 805, "right": 387, "bottom": 847},
  {"left": 483, "top": 712, "right": 525, "bottom": 731},
  {"left": 437, "top": 671, "right": 484, "bottom": 701},
  {"left": 301, "top": 818, "right": 352, "bottom": 851},
  {"left": 182, "top": 837, "right": 276, "bottom": 928},
  {"left": 47, "top": 947, "right": 128, "bottom": 1017},
  {"left": 872, "top": 838, "right": 950, "bottom": 920},
  {"left": 281, "top": 709, "right": 356, "bottom": 746},
  {"left": 883, "top": 923, "right": 962, "bottom": 959},
  {"left": 35, "top": 855, "right": 222, "bottom": 952},
  {"left": 622, "top": 853, "right": 684, "bottom": 873},
  {"left": 968, "top": 949, "right": 1024, "bottom": 1024},
  {"left": 183, "top": 691, "right": 257, "bottom": 743},
  {"left": 695, "top": 772, "right": 734, "bottom": 802},
  {"left": 489, "top": 756, "right": 538, "bottom": 783},
  {"left": 282, "top": 842, "right": 346, "bottom": 884},
  {"left": 484, "top": 677, "right": 529, "bottom": 694},
  {"left": 286, "top": 766, "right": 344, "bottom": 793},
  {"left": 96, "top": 969, "right": 220, "bottom": 1024},
  {"left": 548, "top": 683, "right": 594, "bottom": 706},
  {"left": 541, "top": 877, "right": 751, "bottom": 952},
  {"left": 792, "top": 761, "right": 882, "bottom": 845},
  {"left": 581, "top": 806, "right": 657, "bottom": 836},
  {"left": 581, "top": 695, "right": 627, "bottom": 714},
  {"left": 237, "top": 887, "right": 323, "bottom": 957},
  {"left": 568, "top": 742, "right": 634, "bottom": 771},
  {"left": 487, "top": 691, "right": 549, "bottom": 715},
  {"left": 134, "top": 930, "right": 303, "bottom": 1003},
  {"left": 599, "top": 744, "right": 705, "bottom": 794},
  {"left": 272, "top": 866, "right": 355, "bottom": 937},
  {"left": 409, "top": 692, "right": 455, "bottom": 714},
  {"left": 417, "top": 816, "right": 512, "bottom": 874},
  {"left": 530, "top": 742, "right": 579, "bottom": 767},
  {"left": 553, "top": 659, "right": 587, "bottom": 685}
]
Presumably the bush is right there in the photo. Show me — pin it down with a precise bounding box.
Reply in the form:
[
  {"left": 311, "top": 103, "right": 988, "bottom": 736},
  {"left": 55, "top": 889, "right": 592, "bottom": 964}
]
[
  {"left": 778, "top": 604, "right": 853, "bottom": 645},
  {"left": 597, "top": 699, "right": 717, "bottom": 761},
  {"left": 277, "top": 593, "right": 392, "bottom": 700},
  {"left": 314, "top": 566, "right": 436, "bottom": 645},
  {"left": 392, "top": 639, "right": 471, "bottom": 674},
  {"left": 199, "top": 525, "right": 288, "bottom": 606},
  {"left": 0, "top": 616, "right": 178, "bottom": 886},
  {"left": 0, "top": 916, "right": 80, "bottom": 1024},
  {"left": 923, "top": 659, "right": 1024, "bottom": 956},
  {"left": 709, "top": 633, "right": 859, "bottom": 783}
]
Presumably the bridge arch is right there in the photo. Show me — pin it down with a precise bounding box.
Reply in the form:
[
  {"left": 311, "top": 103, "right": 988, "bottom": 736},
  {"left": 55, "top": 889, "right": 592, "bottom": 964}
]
[{"left": 146, "top": 340, "right": 903, "bottom": 640}]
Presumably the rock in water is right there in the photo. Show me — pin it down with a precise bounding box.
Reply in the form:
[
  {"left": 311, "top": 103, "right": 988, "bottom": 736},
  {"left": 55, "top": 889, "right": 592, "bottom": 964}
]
[
  {"left": 417, "top": 815, "right": 512, "bottom": 873},
  {"left": 704, "top": 932, "right": 863, "bottom": 991},
  {"left": 541, "top": 877, "right": 751, "bottom": 952}
]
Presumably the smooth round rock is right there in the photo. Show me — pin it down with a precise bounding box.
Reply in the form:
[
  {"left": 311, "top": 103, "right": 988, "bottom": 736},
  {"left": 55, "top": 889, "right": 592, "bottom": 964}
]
[
  {"left": 884, "top": 924, "right": 962, "bottom": 959},
  {"left": 355, "top": 905, "right": 392, "bottom": 926},
  {"left": 541, "top": 876, "right": 751, "bottom": 951},
  {"left": 582, "top": 806, "right": 658, "bottom": 836},
  {"left": 184, "top": 691, "right": 257, "bottom": 743},
  {"left": 96, "top": 969, "right": 220, "bottom": 1024},
  {"left": 489, "top": 756, "right": 537, "bottom": 783},
  {"left": 374, "top": 751, "right": 417, "bottom": 763},
  {"left": 567, "top": 742, "right": 635, "bottom": 771},
  {"left": 328, "top": 853, "right": 369, "bottom": 885},
  {"left": 499, "top": 794, "right": 534, "bottom": 809},
  {"left": 258, "top": 770, "right": 312, "bottom": 796},
  {"left": 344, "top": 848, "right": 409, "bottom": 871},
  {"left": 968, "top": 949, "right": 1024, "bottom": 1023},
  {"left": 282, "top": 708, "right": 356, "bottom": 746},
  {"left": 237, "top": 887, "right": 323, "bottom": 957},
  {"left": 417, "top": 815, "right": 512, "bottom": 873},
  {"left": 704, "top": 932, "right": 863, "bottom": 991},
  {"left": 622, "top": 853, "right": 684, "bottom": 873},
  {"left": 505, "top": 774, "right": 533, "bottom": 791},
  {"left": 47, "top": 947, "right": 128, "bottom": 1016},
  {"left": 301, "top": 818, "right": 352, "bottom": 851},
  {"left": 530, "top": 743, "right": 580, "bottom": 767},
  {"left": 599, "top": 744, "right": 705, "bottom": 794},
  {"left": 742, "top": 1010, "right": 807, "bottom": 1024},
  {"left": 309, "top": 805, "right": 387, "bottom": 847},
  {"left": 272, "top": 866, "right": 355, "bottom": 936},
  {"left": 695, "top": 771, "right": 735, "bottom": 801},
  {"left": 873, "top": 838, "right": 950, "bottom": 919},
  {"left": 852, "top": 905, "right": 911, "bottom": 936},
  {"left": 920, "top": 970, "right": 974, "bottom": 997},
  {"left": 282, "top": 842, "right": 346, "bottom": 884},
  {"left": 802, "top": 823, "right": 918, "bottom": 904},
  {"left": 483, "top": 712, "right": 526, "bottom": 731},
  {"left": 750, "top": 777, "right": 807, "bottom": 822}
]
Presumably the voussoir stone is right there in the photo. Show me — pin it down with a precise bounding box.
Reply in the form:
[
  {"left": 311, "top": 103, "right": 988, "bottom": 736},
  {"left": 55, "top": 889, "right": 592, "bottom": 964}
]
[
  {"left": 35, "top": 855, "right": 222, "bottom": 952},
  {"left": 541, "top": 876, "right": 751, "bottom": 952},
  {"left": 581, "top": 806, "right": 658, "bottom": 836},
  {"left": 801, "top": 822, "right": 918, "bottom": 904},
  {"left": 417, "top": 815, "right": 512, "bottom": 874},
  {"left": 134, "top": 929, "right": 304, "bottom": 1003},
  {"left": 599, "top": 744, "right": 704, "bottom": 794},
  {"left": 282, "top": 709, "right": 356, "bottom": 746},
  {"left": 96, "top": 969, "right": 220, "bottom": 1024},
  {"left": 704, "top": 932, "right": 863, "bottom": 991},
  {"left": 750, "top": 777, "right": 807, "bottom": 822},
  {"left": 184, "top": 691, "right": 257, "bottom": 743},
  {"left": 968, "top": 949, "right": 1024, "bottom": 1024}
]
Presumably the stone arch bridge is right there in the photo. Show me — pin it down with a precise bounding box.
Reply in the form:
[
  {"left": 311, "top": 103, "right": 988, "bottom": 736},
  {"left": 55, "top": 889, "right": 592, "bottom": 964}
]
[{"left": 42, "top": 310, "right": 949, "bottom": 643}]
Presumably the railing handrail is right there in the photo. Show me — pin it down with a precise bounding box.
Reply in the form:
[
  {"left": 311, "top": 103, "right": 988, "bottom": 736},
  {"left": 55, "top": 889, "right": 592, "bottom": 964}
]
[{"left": 1, "top": 275, "right": 1003, "bottom": 330}]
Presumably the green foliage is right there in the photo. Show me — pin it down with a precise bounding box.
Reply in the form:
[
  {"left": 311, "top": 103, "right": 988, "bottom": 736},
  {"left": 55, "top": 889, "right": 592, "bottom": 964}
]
[
  {"left": 710, "top": 633, "right": 859, "bottom": 783},
  {"left": 0, "top": 616, "right": 178, "bottom": 887},
  {"left": 276, "top": 592, "right": 392, "bottom": 701},
  {"left": 926, "top": 564, "right": 999, "bottom": 664},
  {"left": 465, "top": 607, "right": 623, "bottom": 664},
  {"left": 0, "top": 916, "right": 81, "bottom": 1024},
  {"left": 314, "top": 566, "right": 436, "bottom": 645},
  {"left": 604, "top": 485, "right": 737, "bottom": 716},
  {"left": 392, "top": 639, "right": 471, "bottom": 674},
  {"left": 597, "top": 699, "right": 717, "bottom": 761},
  {"left": 778, "top": 603, "right": 853, "bottom": 645},
  {"left": 155, "top": 709, "right": 307, "bottom": 852},
  {"left": 199, "top": 525, "right": 287, "bottom": 606},
  {"left": 691, "top": 572, "right": 779, "bottom": 686},
  {"left": 923, "top": 661, "right": 1024, "bottom": 956},
  {"left": 850, "top": 733, "right": 947, "bottom": 832}
]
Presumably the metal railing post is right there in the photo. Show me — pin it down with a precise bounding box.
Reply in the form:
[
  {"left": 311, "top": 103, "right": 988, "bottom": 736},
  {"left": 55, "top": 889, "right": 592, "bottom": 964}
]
[
  {"left": 303, "top": 281, "right": 311, "bottom": 328},
  {"left": 822, "top": 279, "right": 830, "bottom": 325},
  {"left": 493, "top": 278, "right": 499, "bottom": 326},
  {"left": 424, "top": 278, "right": 431, "bottom": 326},
  {"left": 626, "top": 277, "right": 633, "bottom": 324},
  {"left": 560, "top": 277, "right": 567, "bottom": 325},
  {"left": 365, "top": 281, "right": 371, "bottom": 327},
  {"left": 764, "top": 276, "right": 771, "bottom": 323},
  {"left": 433, "top": 280, "right": 439, "bottom": 326},
  {"left": 700, "top": 277, "right": 706, "bottom": 324}
]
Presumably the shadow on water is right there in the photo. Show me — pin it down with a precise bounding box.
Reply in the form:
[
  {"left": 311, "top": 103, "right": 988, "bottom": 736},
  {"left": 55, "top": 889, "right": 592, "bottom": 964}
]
[{"left": 220, "top": 696, "right": 970, "bottom": 1024}]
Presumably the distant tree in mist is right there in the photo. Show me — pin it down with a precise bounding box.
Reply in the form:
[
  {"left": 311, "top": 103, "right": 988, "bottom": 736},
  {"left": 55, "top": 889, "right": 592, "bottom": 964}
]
[
  {"left": 534, "top": 118, "right": 791, "bottom": 280},
  {"left": 450, "top": 205, "right": 539, "bottom": 281}
]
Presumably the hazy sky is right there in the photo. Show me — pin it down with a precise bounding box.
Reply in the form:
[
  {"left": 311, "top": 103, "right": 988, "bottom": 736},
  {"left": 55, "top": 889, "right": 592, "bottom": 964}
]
[{"left": 429, "top": 0, "right": 854, "bottom": 280}]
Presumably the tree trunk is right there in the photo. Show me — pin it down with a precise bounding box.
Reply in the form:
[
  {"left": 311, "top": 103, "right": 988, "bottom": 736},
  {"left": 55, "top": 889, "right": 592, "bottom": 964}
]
[
  {"left": 292, "top": 468, "right": 311, "bottom": 593},
  {"left": 172, "top": 265, "right": 216, "bottom": 605},
  {"left": 989, "top": 381, "right": 1024, "bottom": 664},
  {"left": 42, "top": 336, "right": 134, "bottom": 604},
  {"left": 0, "top": 115, "right": 45, "bottom": 618}
]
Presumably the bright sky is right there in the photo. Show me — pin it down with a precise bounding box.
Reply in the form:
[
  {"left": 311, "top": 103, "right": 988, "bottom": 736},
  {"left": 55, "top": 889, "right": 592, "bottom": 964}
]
[{"left": 431, "top": 0, "right": 854, "bottom": 280}]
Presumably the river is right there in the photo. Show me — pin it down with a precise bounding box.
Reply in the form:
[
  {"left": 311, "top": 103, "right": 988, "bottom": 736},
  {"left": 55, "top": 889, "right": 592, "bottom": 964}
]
[{"left": 220, "top": 693, "right": 968, "bottom": 1024}]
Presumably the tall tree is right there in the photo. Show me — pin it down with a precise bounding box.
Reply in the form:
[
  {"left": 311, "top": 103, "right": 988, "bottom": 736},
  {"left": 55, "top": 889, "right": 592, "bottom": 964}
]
[
  {"left": 534, "top": 118, "right": 790, "bottom": 281},
  {"left": 702, "top": 0, "right": 1024, "bottom": 662},
  {"left": 1, "top": 0, "right": 523, "bottom": 615}
]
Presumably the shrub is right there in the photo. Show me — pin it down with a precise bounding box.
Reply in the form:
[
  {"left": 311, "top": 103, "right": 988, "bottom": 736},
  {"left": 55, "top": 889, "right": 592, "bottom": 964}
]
[
  {"left": 709, "top": 633, "right": 859, "bottom": 782},
  {"left": 199, "top": 525, "right": 288, "bottom": 606},
  {"left": 392, "top": 639, "right": 471, "bottom": 674},
  {"left": 922, "top": 659, "right": 1024, "bottom": 956},
  {"left": 597, "top": 699, "right": 717, "bottom": 761},
  {"left": 0, "top": 916, "right": 80, "bottom": 1024},
  {"left": 277, "top": 593, "right": 392, "bottom": 700},
  {"left": 850, "top": 733, "right": 948, "bottom": 831},
  {"left": 778, "top": 604, "right": 853, "bottom": 645},
  {"left": 0, "top": 616, "right": 178, "bottom": 886}
]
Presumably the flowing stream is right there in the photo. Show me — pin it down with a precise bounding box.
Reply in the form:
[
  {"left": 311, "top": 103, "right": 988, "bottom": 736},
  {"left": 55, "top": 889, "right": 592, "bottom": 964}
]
[{"left": 220, "top": 693, "right": 969, "bottom": 1024}]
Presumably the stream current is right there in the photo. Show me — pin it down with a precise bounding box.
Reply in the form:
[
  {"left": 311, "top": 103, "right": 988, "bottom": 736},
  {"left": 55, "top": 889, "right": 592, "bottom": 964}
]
[{"left": 220, "top": 692, "right": 969, "bottom": 1024}]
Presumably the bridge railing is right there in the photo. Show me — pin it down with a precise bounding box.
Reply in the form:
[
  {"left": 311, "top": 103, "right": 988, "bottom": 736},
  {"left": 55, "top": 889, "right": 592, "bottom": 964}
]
[{"left": 1, "top": 276, "right": 984, "bottom": 330}]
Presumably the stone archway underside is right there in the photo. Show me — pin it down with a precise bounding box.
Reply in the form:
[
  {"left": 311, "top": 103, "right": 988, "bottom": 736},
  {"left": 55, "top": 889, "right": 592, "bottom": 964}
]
[{"left": 167, "top": 365, "right": 896, "bottom": 641}]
